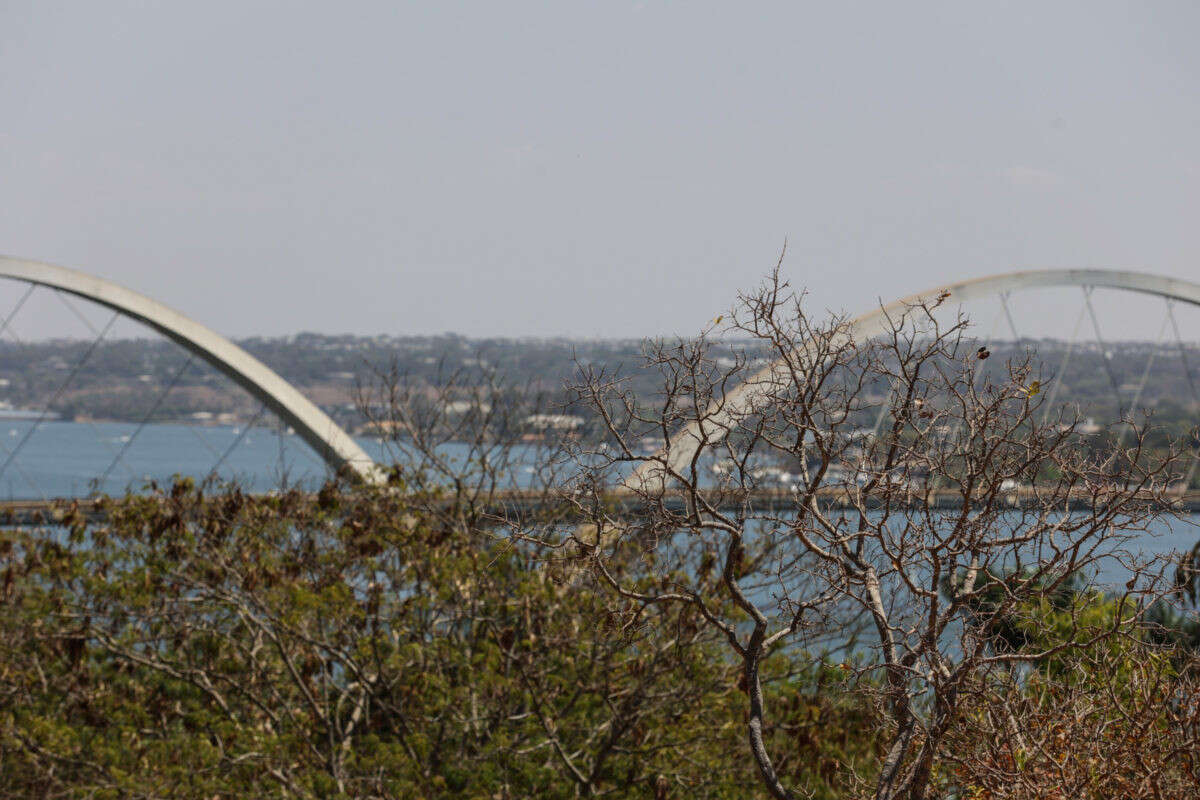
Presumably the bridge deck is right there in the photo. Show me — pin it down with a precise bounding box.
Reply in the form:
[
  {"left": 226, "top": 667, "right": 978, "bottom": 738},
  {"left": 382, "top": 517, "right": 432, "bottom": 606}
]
[{"left": 3, "top": 487, "right": 1199, "bottom": 527}]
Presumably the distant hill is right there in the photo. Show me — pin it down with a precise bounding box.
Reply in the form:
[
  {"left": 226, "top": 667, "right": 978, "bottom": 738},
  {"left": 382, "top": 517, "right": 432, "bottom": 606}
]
[{"left": 0, "top": 334, "right": 1195, "bottom": 430}]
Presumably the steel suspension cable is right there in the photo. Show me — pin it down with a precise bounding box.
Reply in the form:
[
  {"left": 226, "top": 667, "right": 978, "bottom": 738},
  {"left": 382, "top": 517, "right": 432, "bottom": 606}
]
[
  {"left": 49, "top": 291, "right": 138, "bottom": 480},
  {"left": 0, "top": 429, "right": 51, "bottom": 501},
  {"left": 0, "top": 310, "right": 121, "bottom": 485},
  {"left": 208, "top": 402, "right": 268, "bottom": 478},
  {"left": 0, "top": 284, "right": 35, "bottom": 343},
  {"left": 97, "top": 353, "right": 198, "bottom": 487},
  {"left": 998, "top": 290, "right": 1021, "bottom": 341},
  {"left": 1165, "top": 301, "right": 1200, "bottom": 491},
  {"left": 1167, "top": 300, "right": 1200, "bottom": 403},
  {"left": 1082, "top": 286, "right": 1126, "bottom": 420},
  {"left": 1040, "top": 291, "right": 1089, "bottom": 424},
  {"left": 60, "top": 292, "right": 263, "bottom": 487},
  {"left": 0, "top": 284, "right": 56, "bottom": 499},
  {"left": 58, "top": 287, "right": 227, "bottom": 466},
  {"left": 54, "top": 288, "right": 106, "bottom": 338},
  {"left": 1114, "top": 301, "right": 1172, "bottom": 446},
  {"left": 1126, "top": 305, "right": 1171, "bottom": 420}
]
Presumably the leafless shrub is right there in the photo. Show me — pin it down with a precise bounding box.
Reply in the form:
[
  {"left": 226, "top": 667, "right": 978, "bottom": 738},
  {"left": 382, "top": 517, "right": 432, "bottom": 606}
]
[
  {"left": 356, "top": 353, "right": 576, "bottom": 531},
  {"left": 549, "top": 262, "right": 1186, "bottom": 800}
]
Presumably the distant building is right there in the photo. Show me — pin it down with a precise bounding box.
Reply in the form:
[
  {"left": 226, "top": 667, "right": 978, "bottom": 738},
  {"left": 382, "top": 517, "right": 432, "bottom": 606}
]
[
  {"left": 358, "top": 419, "right": 409, "bottom": 436},
  {"left": 524, "top": 414, "right": 584, "bottom": 432},
  {"left": 446, "top": 400, "right": 492, "bottom": 414}
]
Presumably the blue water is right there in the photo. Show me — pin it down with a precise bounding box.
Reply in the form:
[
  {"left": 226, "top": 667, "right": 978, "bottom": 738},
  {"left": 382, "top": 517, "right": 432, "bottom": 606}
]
[
  {"left": 0, "top": 419, "right": 568, "bottom": 499},
  {"left": 0, "top": 419, "right": 367, "bottom": 498},
  {"left": 2, "top": 420, "right": 1197, "bottom": 577}
]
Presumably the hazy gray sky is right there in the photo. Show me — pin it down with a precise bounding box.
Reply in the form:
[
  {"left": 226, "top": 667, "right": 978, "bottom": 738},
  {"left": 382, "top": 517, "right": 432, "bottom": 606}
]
[{"left": 2, "top": 1, "right": 1198, "bottom": 340}]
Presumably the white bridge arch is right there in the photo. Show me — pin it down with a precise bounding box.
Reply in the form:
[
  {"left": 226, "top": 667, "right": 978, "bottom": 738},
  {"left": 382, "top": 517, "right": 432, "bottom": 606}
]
[
  {"left": 0, "top": 256, "right": 380, "bottom": 483},
  {"left": 629, "top": 268, "right": 1200, "bottom": 488}
]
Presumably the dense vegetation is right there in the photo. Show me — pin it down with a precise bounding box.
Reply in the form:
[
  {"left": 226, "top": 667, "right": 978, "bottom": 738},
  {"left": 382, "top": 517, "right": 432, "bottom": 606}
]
[
  {"left": 1, "top": 477, "right": 1197, "bottom": 798},
  {"left": 0, "top": 480, "right": 885, "bottom": 799}
]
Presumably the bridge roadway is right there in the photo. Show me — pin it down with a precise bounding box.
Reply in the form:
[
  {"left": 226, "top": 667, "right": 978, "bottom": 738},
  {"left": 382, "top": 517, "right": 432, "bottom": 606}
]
[{"left": 3, "top": 487, "right": 1199, "bottom": 526}]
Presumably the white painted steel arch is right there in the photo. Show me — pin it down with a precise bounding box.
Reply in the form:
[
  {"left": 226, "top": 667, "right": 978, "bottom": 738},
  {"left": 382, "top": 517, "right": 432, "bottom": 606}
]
[
  {"left": 628, "top": 268, "right": 1200, "bottom": 489},
  {"left": 0, "top": 256, "right": 380, "bottom": 483}
]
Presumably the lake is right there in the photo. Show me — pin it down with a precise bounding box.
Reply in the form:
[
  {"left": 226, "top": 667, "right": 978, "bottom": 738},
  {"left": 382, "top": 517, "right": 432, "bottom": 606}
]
[
  {"left": 0, "top": 419, "right": 368, "bottom": 498},
  {"left": 2, "top": 420, "right": 1197, "bottom": 577}
]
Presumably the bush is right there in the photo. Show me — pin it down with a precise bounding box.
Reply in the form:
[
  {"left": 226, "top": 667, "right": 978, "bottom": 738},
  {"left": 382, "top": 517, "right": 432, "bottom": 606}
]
[{"left": 0, "top": 479, "right": 879, "bottom": 799}]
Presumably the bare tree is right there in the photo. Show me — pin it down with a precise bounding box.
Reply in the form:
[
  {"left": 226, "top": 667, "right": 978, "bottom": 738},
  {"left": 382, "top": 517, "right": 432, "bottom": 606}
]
[
  {"left": 356, "top": 353, "right": 576, "bottom": 531},
  {"left": 554, "top": 264, "right": 1185, "bottom": 800}
]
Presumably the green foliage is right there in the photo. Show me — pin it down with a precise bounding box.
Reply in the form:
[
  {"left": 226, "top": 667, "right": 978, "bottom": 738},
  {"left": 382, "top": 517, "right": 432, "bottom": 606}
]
[
  {"left": 941, "top": 568, "right": 1105, "bottom": 670},
  {"left": 0, "top": 480, "right": 879, "bottom": 799}
]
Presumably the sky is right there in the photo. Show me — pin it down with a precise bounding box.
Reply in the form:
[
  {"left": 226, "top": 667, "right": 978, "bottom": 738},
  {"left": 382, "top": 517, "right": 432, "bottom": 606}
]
[{"left": 2, "top": 1, "right": 1199, "bottom": 342}]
